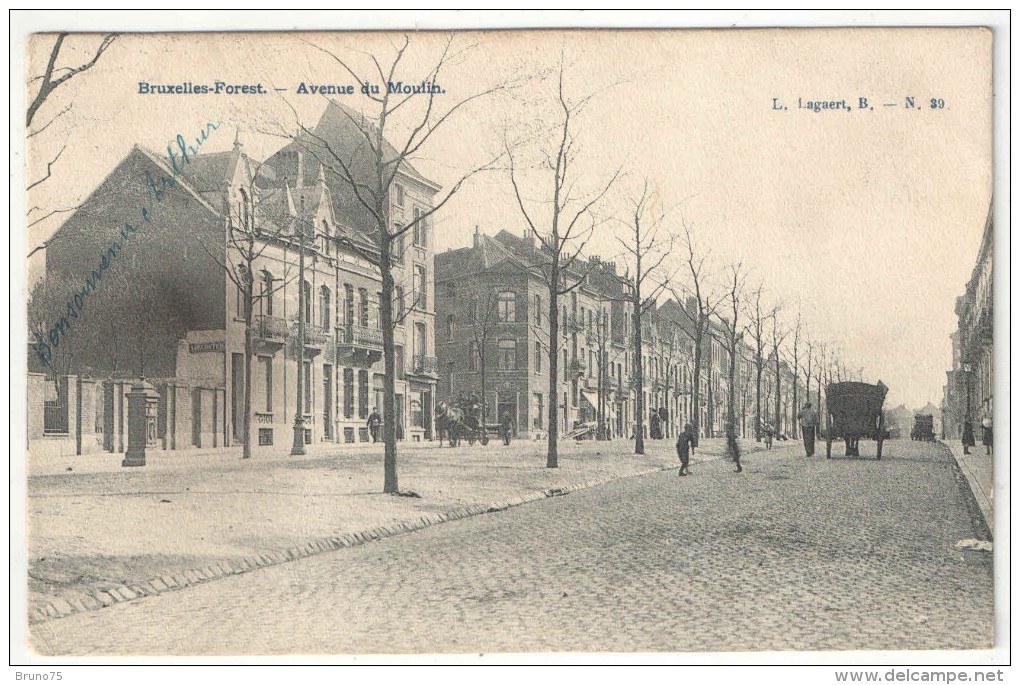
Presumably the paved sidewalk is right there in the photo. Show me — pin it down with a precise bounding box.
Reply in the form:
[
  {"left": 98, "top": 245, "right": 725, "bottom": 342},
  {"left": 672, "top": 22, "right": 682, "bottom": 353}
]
[
  {"left": 943, "top": 440, "right": 995, "bottom": 537},
  {"left": 26, "top": 435, "right": 777, "bottom": 624}
]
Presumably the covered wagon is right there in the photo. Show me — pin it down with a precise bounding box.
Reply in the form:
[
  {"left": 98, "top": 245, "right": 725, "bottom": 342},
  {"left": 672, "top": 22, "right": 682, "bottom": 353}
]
[{"left": 824, "top": 381, "right": 889, "bottom": 459}]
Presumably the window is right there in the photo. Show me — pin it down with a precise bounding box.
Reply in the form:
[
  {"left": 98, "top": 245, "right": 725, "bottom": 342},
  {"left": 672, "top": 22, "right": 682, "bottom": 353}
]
[
  {"left": 395, "top": 286, "right": 405, "bottom": 322},
  {"left": 239, "top": 188, "right": 250, "bottom": 230},
  {"left": 414, "top": 322, "right": 427, "bottom": 361},
  {"left": 446, "top": 282, "right": 456, "bottom": 300},
  {"left": 413, "top": 207, "right": 428, "bottom": 247},
  {"left": 358, "top": 369, "right": 369, "bottom": 419},
  {"left": 498, "top": 339, "right": 516, "bottom": 371},
  {"left": 470, "top": 296, "right": 479, "bottom": 323},
  {"left": 394, "top": 183, "right": 405, "bottom": 207},
  {"left": 261, "top": 270, "right": 274, "bottom": 316},
  {"left": 376, "top": 292, "right": 383, "bottom": 330},
  {"left": 535, "top": 341, "right": 542, "bottom": 373},
  {"left": 302, "top": 280, "right": 312, "bottom": 324},
  {"left": 468, "top": 341, "right": 479, "bottom": 371},
  {"left": 413, "top": 265, "right": 427, "bottom": 310},
  {"left": 344, "top": 284, "right": 354, "bottom": 326},
  {"left": 258, "top": 356, "right": 272, "bottom": 412},
  {"left": 343, "top": 368, "right": 354, "bottom": 418},
  {"left": 394, "top": 345, "right": 404, "bottom": 380},
  {"left": 236, "top": 282, "right": 245, "bottom": 318},
  {"left": 447, "top": 363, "right": 455, "bottom": 395},
  {"left": 534, "top": 393, "right": 543, "bottom": 429},
  {"left": 303, "top": 361, "right": 312, "bottom": 415},
  {"left": 563, "top": 348, "right": 568, "bottom": 382},
  {"left": 497, "top": 291, "right": 516, "bottom": 322},
  {"left": 534, "top": 294, "right": 541, "bottom": 327},
  {"left": 446, "top": 314, "right": 455, "bottom": 340},
  {"left": 390, "top": 229, "right": 404, "bottom": 264},
  {"left": 358, "top": 288, "right": 369, "bottom": 327},
  {"left": 319, "top": 286, "right": 331, "bottom": 329}
]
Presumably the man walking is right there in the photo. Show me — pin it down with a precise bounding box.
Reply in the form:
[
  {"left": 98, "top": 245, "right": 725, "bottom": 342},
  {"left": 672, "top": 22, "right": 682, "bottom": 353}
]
[
  {"left": 367, "top": 407, "right": 382, "bottom": 443},
  {"left": 797, "top": 402, "right": 819, "bottom": 457},
  {"left": 676, "top": 422, "right": 695, "bottom": 476}
]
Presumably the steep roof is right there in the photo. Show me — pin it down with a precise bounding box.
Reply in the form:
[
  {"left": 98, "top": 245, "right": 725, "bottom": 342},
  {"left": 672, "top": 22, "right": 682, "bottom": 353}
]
[{"left": 263, "top": 100, "right": 440, "bottom": 243}]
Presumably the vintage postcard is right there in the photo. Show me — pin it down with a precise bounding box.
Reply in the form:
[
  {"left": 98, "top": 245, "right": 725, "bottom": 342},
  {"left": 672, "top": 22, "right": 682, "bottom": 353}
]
[{"left": 16, "top": 20, "right": 1002, "bottom": 665}]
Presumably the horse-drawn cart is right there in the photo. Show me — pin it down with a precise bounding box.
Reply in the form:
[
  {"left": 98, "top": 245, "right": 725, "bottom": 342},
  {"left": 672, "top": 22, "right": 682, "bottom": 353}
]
[
  {"left": 824, "top": 381, "right": 889, "bottom": 459},
  {"left": 910, "top": 414, "right": 936, "bottom": 442},
  {"left": 436, "top": 396, "right": 509, "bottom": 447}
]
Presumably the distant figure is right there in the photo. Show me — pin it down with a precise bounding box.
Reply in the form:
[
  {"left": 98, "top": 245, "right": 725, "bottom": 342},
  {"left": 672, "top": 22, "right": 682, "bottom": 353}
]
[
  {"left": 367, "top": 408, "right": 382, "bottom": 443},
  {"left": 764, "top": 424, "right": 774, "bottom": 451},
  {"left": 797, "top": 402, "right": 819, "bottom": 457},
  {"left": 676, "top": 423, "right": 695, "bottom": 476},
  {"left": 500, "top": 410, "right": 514, "bottom": 446},
  {"left": 981, "top": 415, "right": 993, "bottom": 455},
  {"left": 961, "top": 419, "right": 975, "bottom": 455}
]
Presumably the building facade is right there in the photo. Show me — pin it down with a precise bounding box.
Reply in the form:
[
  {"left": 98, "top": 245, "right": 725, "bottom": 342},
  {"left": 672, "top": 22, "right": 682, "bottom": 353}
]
[
  {"left": 944, "top": 205, "right": 993, "bottom": 437},
  {"left": 32, "top": 101, "right": 440, "bottom": 451}
]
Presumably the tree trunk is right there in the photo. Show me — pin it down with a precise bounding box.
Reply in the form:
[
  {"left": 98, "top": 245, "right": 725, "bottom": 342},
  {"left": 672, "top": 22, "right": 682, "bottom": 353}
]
[
  {"left": 242, "top": 304, "right": 254, "bottom": 459},
  {"left": 547, "top": 278, "right": 560, "bottom": 468},
  {"left": 754, "top": 357, "right": 762, "bottom": 441},
  {"left": 380, "top": 232, "right": 398, "bottom": 494},
  {"left": 726, "top": 335, "right": 738, "bottom": 458},
  {"left": 633, "top": 296, "right": 645, "bottom": 455},
  {"left": 774, "top": 354, "right": 782, "bottom": 438},
  {"left": 691, "top": 333, "right": 703, "bottom": 447}
]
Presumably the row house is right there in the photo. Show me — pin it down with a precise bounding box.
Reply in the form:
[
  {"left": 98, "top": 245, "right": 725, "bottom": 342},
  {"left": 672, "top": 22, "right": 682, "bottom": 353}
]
[
  {"left": 33, "top": 101, "right": 440, "bottom": 451},
  {"left": 944, "top": 203, "right": 993, "bottom": 436},
  {"left": 435, "top": 229, "right": 637, "bottom": 440}
]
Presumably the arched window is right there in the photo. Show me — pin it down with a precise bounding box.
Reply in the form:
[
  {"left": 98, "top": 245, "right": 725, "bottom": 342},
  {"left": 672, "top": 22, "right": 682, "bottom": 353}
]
[
  {"left": 319, "top": 285, "right": 331, "bottom": 329},
  {"left": 239, "top": 188, "right": 250, "bottom": 230},
  {"left": 261, "top": 270, "right": 274, "bottom": 316}
]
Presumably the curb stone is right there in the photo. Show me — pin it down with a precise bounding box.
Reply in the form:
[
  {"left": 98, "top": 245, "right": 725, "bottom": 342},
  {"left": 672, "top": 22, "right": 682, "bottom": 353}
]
[{"left": 28, "top": 462, "right": 678, "bottom": 626}]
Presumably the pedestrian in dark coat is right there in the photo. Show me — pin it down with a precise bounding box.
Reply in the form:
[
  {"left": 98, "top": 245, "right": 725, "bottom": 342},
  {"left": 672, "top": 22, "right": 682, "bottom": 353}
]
[
  {"left": 981, "top": 415, "right": 993, "bottom": 455},
  {"left": 367, "top": 408, "right": 382, "bottom": 443},
  {"left": 676, "top": 423, "right": 695, "bottom": 476},
  {"left": 962, "top": 420, "right": 975, "bottom": 455},
  {"left": 500, "top": 411, "right": 514, "bottom": 446}
]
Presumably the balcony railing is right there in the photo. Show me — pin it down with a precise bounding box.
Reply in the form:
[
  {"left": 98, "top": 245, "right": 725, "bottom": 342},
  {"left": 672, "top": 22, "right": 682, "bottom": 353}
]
[
  {"left": 302, "top": 323, "right": 332, "bottom": 347},
  {"left": 254, "top": 315, "right": 290, "bottom": 341},
  {"left": 412, "top": 355, "right": 438, "bottom": 375},
  {"left": 340, "top": 324, "right": 384, "bottom": 350}
]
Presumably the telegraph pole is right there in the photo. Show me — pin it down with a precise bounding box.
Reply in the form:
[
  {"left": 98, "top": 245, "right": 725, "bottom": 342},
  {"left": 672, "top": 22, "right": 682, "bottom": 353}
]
[{"left": 291, "top": 191, "right": 307, "bottom": 456}]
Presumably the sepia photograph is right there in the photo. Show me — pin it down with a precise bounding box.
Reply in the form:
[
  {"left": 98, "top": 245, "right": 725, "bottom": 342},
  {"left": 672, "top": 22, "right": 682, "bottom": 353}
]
[{"left": 11, "top": 11, "right": 1007, "bottom": 671}]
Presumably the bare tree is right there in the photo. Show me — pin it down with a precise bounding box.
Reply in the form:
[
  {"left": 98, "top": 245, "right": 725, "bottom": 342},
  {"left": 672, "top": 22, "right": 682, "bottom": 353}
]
[
  {"left": 717, "top": 263, "right": 747, "bottom": 467},
  {"left": 585, "top": 304, "right": 615, "bottom": 440},
  {"left": 203, "top": 161, "right": 291, "bottom": 459},
  {"left": 26, "top": 33, "right": 118, "bottom": 245},
  {"left": 668, "top": 221, "right": 722, "bottom": 445},
  {"left": 467, "top": 291, "right": 500, "bottom": 430},
  {"left": 507, "top": 62, "right": 619, "bottom": 468},
  {"left": 744, "top": 284, "right": 773, "bottom": 441},
  {"left": 289, "top": 35, "right": 508, "bottom": 492},
  {"left": 614, "top": 181, "right": 673, "bottom": 456},
  {"left": 771, "top": 311, "right": 789, "bottom": 437},
  {"left": 790, "top": 309, "right": 802, "bottom": 439}
]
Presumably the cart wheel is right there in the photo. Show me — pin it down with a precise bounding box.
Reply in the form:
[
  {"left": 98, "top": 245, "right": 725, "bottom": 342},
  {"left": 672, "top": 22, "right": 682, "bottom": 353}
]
[
  {"left": 876, "top": 438, "right": 883, "bottom": 460},
  {"left": 826, "top": 438, "right": 833, "bottom": 458},
  {"left": 480, "top": 434, "right": 489, "bottom": 446}
]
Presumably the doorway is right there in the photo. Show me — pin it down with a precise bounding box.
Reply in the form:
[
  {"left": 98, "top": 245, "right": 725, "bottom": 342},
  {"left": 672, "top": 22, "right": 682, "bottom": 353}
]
[{"left": 322, "top": 364, "right": 333, "bottom": 441}]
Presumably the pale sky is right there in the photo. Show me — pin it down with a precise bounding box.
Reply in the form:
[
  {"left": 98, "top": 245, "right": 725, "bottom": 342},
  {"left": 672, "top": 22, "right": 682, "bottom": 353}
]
[{"left": 24, "top": 29, "right": 992, "bottom": 409}]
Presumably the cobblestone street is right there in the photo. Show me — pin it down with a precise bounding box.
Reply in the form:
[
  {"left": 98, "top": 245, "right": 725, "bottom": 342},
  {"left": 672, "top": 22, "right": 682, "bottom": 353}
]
[{"left": 30, "top": 439, "right": 993, "bottom": 656}]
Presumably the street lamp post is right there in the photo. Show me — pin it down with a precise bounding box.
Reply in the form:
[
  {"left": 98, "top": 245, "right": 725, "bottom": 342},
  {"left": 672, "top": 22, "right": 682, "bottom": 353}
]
[{"left": 962, "top": 362, "right": 973, "bottom": 423}]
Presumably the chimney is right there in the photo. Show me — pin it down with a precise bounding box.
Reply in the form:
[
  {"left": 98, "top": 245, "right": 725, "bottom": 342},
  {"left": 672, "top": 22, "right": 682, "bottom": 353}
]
[
  {"left": 473, "top": 225, "right": 482, "bottom": 248},
  {"left": 686, "top": 296, "right": 698, "bottom": 318}
]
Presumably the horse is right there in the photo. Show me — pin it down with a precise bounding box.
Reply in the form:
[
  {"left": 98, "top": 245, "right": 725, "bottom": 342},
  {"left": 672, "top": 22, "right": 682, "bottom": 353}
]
[{"left": 436, "top": 401, "right": 466, "bottom": 447}]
